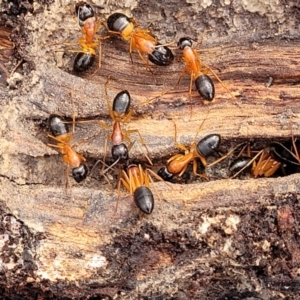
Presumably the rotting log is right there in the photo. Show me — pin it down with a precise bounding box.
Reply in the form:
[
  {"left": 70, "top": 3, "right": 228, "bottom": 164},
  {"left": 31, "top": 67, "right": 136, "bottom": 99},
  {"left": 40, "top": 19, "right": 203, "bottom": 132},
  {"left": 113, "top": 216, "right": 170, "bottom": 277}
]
[{"left": 1, "top": 0, "right": 300, "bottom": 299}]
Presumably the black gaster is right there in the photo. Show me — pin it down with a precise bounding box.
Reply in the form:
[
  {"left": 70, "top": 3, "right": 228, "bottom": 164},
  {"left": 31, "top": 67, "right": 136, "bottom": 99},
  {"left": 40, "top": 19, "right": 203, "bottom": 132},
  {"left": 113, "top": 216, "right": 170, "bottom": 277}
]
[
  {"left": 49, "top": 115, "right": 69, "bottom": 137},
  {"left": 75, "top": 2, "right": 94, "bottom": 24},
  {"left": 113, "top": 90, "right": 131, "bottom": 115},
  {"left": 148, "top": 44, "right": 174, "bottom": 66},
  {"left": 112, "top": 143, "right": 129, "bottom": 162},
  {"left": 107, "top": 13, "right": 130, "bottom": 32},
  {"left": 197, "top": 134, "right": 221, "bottom": 157},
  {"left": 157, "top": 167, "right": 174, "bottom": 181},
  {"left": 134, "top": 186, "right": 154, "bottom": 214},
  {"left": 195, "top": 75, "right": 215, "bottom": 101},
  {"left": 72, "top": 164, "right": 88, "bottom": 183},
  {"left": 229, "top": 156, "right": 252, "bottom": 176},
  {"left": 73, "top": 52, "right": 95, "bottom": 72}
]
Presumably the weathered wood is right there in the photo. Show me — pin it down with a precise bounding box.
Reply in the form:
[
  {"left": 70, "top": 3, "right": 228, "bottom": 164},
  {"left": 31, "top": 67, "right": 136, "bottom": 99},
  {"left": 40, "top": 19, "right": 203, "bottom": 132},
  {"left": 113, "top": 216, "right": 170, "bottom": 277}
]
[{"left": 1, "top": 0, "right": 300, "bottom": 299}]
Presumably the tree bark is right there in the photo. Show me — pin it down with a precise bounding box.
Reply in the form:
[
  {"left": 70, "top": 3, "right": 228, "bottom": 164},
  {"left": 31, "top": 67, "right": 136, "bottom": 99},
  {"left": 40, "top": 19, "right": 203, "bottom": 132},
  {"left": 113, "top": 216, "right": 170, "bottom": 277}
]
[{"left": 1, "top": 0, "right": 300, "bottom": 299}]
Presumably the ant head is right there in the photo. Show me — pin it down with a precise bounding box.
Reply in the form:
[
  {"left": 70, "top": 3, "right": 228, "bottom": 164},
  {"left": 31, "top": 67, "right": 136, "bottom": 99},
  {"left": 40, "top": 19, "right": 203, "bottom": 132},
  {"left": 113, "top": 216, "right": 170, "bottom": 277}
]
[
  {"left": 112, "top": 143, "right": 129, "bottom": 162},
  {"left": 148, "top": 44, "right": 174, "bottom": 66},
  {"left": 73, "top": 52, "right": 96, "bottom": 73},
  {"left": 72, "top": 164, "right": 88, "bottom": 183},
  {"left": 75, "top": 2, "right": 94, "bottom": 25},
  {"left": 177, "top": 37, "right": 193, "bottom": 50},
  {"left": 112, "top": 90, "right": 131, "bottom": 115},
  {"left": 197, "top": 134, "right": 221, "bottom": 157},
  {"left": 157, "top": 167, "right": 174, "bottom": 181},
  {"left": 48, "top": 114, "right": 69, "bottom": 137},
  {"left": 107, "top": 13, "right": 130, "bottom": 32}
]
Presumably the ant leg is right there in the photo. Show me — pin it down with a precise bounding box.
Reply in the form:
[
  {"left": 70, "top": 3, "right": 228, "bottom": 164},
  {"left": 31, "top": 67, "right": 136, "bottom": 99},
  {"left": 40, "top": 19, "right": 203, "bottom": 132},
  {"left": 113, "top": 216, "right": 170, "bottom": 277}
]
[
  {"left": 192, "top": 160, "right": 209, "bottom": 180},
  {"left": 123, "top": 130, "right": 153, "bottom": 165},
  {"left": 47, "top": 142, "right": 64, "bottom": 149},
  {"left": 64, "top": 164, "right": 72, "bottom": 198},
  {"left": 291, "top": 127, "right": 300, "bottom": 164},
  {"left": 202, "top": 63, "right": 234, "bottom": 99},
  {"left": 100, "top": 134, "right": 110, "bottom": 174},
  {"left": 146, "top": 168, "right": 173, "bottom": 189},
  {"left": 191, "top": 118, "right": 206, "bottom": 144},
  {"left": 116, "top": 172, "right": 131, "bottom": 213},
  {"left": 146, "top": 171, "right": 165, "bottom": 225},
  {"left": 272, "top": 141, "right": 300, "bottom": 166},
  {"left": 207, "top": 142, "right": 248, "bottom": 167},
  {"left": 136, "top": 50, "right": 157, "bottom": 83},
  {"left": 104, "top": 79, "right": 115, "bottom": 120},
  {"left": 68, "top": 87, "right": 76, "bottom": 135},
  {"left": 129, "top": 38, "right": 134, "bottom": 65},
  {"left": 231, "top": 150, "right": 263, "bottom": 179},
  {"left": 98, "top": 41, "right": 102, "bottom": 70}
]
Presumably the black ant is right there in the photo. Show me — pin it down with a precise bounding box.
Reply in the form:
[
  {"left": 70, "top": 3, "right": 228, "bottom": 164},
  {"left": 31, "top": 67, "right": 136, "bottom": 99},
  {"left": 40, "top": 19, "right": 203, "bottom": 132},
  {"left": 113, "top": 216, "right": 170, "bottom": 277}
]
[
  {"left": 47, "top": 114, "right": 88, "bottom": 183},
  {"left": 158, "top": 120, "right": 221, "bottom": 181},
  {"left": 72, "top": 1, "right": 105, "bottom": 72},
  {"left": 106, "top": 13, "right": 174, "bottom": 67},
  {"left": 177, "top": 37, "right": 230, "bottom": 101}
]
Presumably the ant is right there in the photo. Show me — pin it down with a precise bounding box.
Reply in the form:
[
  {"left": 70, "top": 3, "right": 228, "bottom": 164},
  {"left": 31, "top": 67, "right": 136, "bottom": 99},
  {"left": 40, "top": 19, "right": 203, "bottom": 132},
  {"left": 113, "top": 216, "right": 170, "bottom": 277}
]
[
  {"left": 47, "top": 114, "right": 88, "bottom": 184},
  {"left": 177, "top": 37, "right": 230, "bottom": 101},
  {"left": 72, "top": 2, "right": 106, "bottom": 72},
  {"left": 116, "top": 161, "right": 171, "bottom": 214},
  {"left": 225, "top": 143, "right": 281, "bottom": 178},
  {"left": 91, "top": 83, "right": 151, "bottom": 176},
  {"left": 106, "top": 13, "right": 174, "bottom": 67},
  {"left": 158, "top": 120, "right": 221, "bottom": 181},
  {"left": 118, "top": 163, "right": 155, "bottom": 214}
]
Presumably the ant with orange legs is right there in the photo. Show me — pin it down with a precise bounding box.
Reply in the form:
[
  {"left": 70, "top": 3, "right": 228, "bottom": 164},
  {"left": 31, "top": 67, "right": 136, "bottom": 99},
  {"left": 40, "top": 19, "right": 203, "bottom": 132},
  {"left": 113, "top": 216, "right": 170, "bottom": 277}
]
[
  {"left": 209, "top": 142, "right": 281, "bottom": 179},
  {"left": 90, "top": 83, "right": 152, "bottom": 177},
  {"left": 113, "top": 159, "right": 172, "bottom": 215},
  {"left": 106, "top": 13, "right": 174, "bottom": 67},
  {"left": 158, "top": 120, "right": 221, "bottom": 181},
  {"left": 47, "top": 114, "right": 88, "bottom": 184},
  {"left": 229, "top": 146, "right": 281, "bottom": 178},
  {"left": 117, "top": 163, "right": 156, "bottom": 214},
  {"left": 177, "top": 37, "right": 231, "bottom": 101},
  {"left": 72, "top": 2, "right": 107, "bottom": 72}
]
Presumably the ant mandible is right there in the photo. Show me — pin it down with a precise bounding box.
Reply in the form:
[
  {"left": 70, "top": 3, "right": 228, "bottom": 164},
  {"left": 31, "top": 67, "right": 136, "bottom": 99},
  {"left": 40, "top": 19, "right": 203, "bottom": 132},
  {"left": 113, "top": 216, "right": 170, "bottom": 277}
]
[
  {"left": 47, "top": 114, "right": 88, "bottom": 184},
  {"left": 107, "top": 13, "right": 174, "bottom": 67},
  {"left": 177, "top": 37, "right": 230, "bottom": 101},
  {"left": 158, "top": 120, "right": 221, "bottom": 181},
  {"left": 73, "top": 2, "right": 105, "bottom": 72}
]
